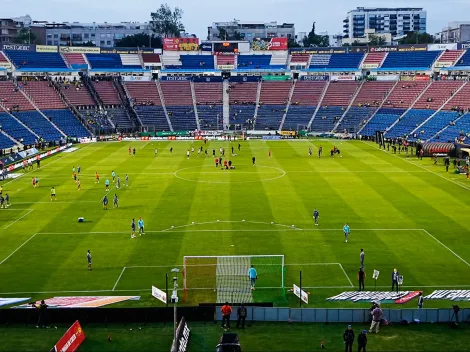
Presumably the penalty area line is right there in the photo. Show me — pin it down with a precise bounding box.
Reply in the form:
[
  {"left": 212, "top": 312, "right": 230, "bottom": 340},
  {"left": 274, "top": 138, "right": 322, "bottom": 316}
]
[
  {"left": 112, "top": 267, "right": 127, "bottom": 291},
  {"left": 422, "top": 229, "right": 470, "bottom": 268},
  {"left": 0, "top": 233, "right": 37, "bottom": 265},
  {"left": 3, "top": 209, "right": 33, "bottom": 230}
]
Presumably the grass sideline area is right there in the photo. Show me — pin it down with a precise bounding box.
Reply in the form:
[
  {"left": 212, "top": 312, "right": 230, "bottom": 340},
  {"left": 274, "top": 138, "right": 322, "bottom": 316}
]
[
  {"left": 0, "top": 322, "right": 469, "bottom": 351},
  {"left": 0, "top": 140, "right": 469, "bottom": 309}
]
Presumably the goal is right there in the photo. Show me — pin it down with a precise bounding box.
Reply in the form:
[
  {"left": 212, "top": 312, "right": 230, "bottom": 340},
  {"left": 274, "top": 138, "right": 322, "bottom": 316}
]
[{"left": 183, "top": 255, "right": 285, "bottom": 303}]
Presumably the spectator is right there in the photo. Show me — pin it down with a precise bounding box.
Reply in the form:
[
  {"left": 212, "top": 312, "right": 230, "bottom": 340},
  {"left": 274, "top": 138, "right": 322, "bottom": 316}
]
[
  {"left": 358, "top": 268, "right": 365, "bottom": 291},
  {"left": 418, "top": 292, "right": 424, "bottom": 309},
  {"left": 343, "top": 325, "right": 355, "bottom": 352},
  {"left": 236, "top": 304, "right": 247, "bottom": 329},
  {"left": 221, "top": 302, "right": 232, "bottom": 330},
  {"left": 369, "top": 304, "right": 383, "bottom": 333},
  {"left": 358, "top": 330, "right": 367, "bottom": 352}
]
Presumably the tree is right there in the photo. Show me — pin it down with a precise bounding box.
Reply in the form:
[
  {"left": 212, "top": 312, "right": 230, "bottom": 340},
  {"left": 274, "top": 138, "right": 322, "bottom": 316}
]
[
  {"left": 399, "top": 32, "right": 435, "bottom": 44},
  {"left": 74, "top": 41, "right": 96, "bottom": 47},
  {"left": 368, "top": 34, "right": 386, "bottom": 46},
  {"left": 14, "top": 28, "right": 37, "bottom": 44},
  {"left": 288, "top": 38, "right": 301, "bottom": 48},
  {"left": 116, "top": 33, "right": 162, "bottom": 48},
  {"left": 150, "top": 4, "right": 184, "bottom": 38},
  {"left": 216, "top": 27, "right": 243, "bottom": 41},
  {"left": 302, "top": 22, "right": 330, "bottom": 47}
]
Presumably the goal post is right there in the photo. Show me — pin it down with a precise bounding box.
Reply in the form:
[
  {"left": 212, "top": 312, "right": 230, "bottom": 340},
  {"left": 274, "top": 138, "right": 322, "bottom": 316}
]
[{"left": 183, "top": 255, "right": 285, "bottom": 303}]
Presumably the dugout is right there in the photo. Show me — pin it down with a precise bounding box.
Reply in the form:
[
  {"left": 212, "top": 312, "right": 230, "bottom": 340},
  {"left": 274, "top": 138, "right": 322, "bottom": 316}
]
[{"left": 421, "top": 143, "right": 455, "bottom": 157}]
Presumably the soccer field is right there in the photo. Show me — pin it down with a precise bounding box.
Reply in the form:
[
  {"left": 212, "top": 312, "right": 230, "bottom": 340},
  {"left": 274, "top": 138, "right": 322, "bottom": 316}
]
[{"left": 0, "top": 139, "right": 470, "bottom": 308}]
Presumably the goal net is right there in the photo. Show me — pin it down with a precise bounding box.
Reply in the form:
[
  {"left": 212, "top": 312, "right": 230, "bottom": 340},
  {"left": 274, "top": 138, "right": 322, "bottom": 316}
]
[{"left": 183, "top": 255, "right": 285, "bottom": 304}]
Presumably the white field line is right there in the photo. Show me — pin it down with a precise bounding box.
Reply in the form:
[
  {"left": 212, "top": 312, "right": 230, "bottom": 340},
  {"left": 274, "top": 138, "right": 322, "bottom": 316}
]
[
  {"left": 112, "top": 267, "right": 127, "bottom": 291},
  {"left": 422, "top": 229, "right": 470, "bottom": 268},
  {"left": 140, "top": 142, "right": 151, "bottom": 150},
  {"left": 338, "top": 263, "right": 354, "bottom": 287},
  {"left": 3, "top": 209, "right": 33, "bottom": 230},
  {"left": 362, "top": 140, "right": 470, "bottom": 192},
  {"left": 99, "top": 185, "right": 116, "bottom": 203},
  {"left": 0, "top": 233, "right": 37, "bottom": 265}
]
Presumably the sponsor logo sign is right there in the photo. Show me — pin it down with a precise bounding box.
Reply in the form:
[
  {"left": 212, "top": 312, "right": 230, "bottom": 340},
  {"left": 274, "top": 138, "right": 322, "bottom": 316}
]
[
  {"left": 291, "top": 47, "right": 346, "bottom": 54},
  {"left": 100, "top": 47, "right": 154, "bottom": 54},
  {"left": 252, "top": 37, "right": 288, "bottom": 51},
  {"left": 428, "top": 43, "right": 458, "bottom": 51},
  {"left": 200, "top": 42, "right": 212, "bottom": 51},
  {"left": 59, "top": 46, "right": 100, "bottom": 54},
  {"left": 397, "top": 44, "right": 427, "bottom": 52},
  {"left": 79, "top": 137, "right": 97, "bottom": 144},
  {"left": 369, "top": 46, "right": 398, "bottom": 53},
  {"left": 424, "top": 290, "right": 470, "bottom": 301},
  {"left": 15, "top": 296, "right": 140, "bottom": 308},
  {"left": 280, "top": 131, "right": 296, "bottom": 136},
  {"left": 53, "top": 320, "right": 85, "bottom": 352},
  {"left": 7, "top": 144, "right": 72, "bottom": 172},
  {"left": 2, "top": 44, "right": 35, "bottom": 51},
  {"left": 163, "top": 38, "right": 199, "bottom": 51},
  {"left": 217, "top": 64, "right": 235, "bottom": 70},
  {"left": 293, "top": 284, "right": 308, "bottom": 304},
  {"left": 331, "top": 75, "right": 356, "bottom": 81},
  {"left": 362, "top": 63, "right": 379, "bottom": 69},
  {"left": 300, "top": 75, "right": 329, "bottom": 81},
  {"left": 152, "top": 286, "right": 167, "bottom": 304},
  {"left": 160, "top": 76, "right": 191, "bottom": 81},
  {"left": 435, "top": 61, "right": 453, "bottom": 68},
  {"left": 458, "top": 43, "right": 470, "bottom": 50},
  {"left": 171, "top": 317, "right": 190, "bottom": 352},
  {"left": 36, "top": 45, "right": 58, "bottom": 53},
  {"left": 262, "top": 135, "right": 281, "bottom": 140},
  {"left": 0, "top": 62, "right": 12, "bottom": 68},
  {"left": 0, "top": 298, "right": 30, "bottom": 307},
  {"left": 327, "top": 291, "right": 421, "bottom": 304}
]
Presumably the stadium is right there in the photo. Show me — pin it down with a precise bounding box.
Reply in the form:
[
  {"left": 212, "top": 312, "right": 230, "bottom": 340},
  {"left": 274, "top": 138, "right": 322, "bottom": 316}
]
[{"left": 0, "top": 35, "right": 470, "bottom": 351}]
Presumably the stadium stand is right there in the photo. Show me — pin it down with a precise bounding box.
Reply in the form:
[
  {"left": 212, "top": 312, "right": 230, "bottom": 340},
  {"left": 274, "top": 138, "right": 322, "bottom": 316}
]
[
  {"left": 4, "top": 51, "right": 67, "bottom": 69},
  {"left": 237, "top": 55, "right": 284, "bottom": 69},
  {"left": 435, "top": 50, "right": 465, "bottom": 66},
  {"left": 14, "top": 111, "right": 63, "bottom": 141},
  {"left": 87, "top": 54, "right": 141, "bottom": 69},
  {"left": 413, "top": 81, "right": 463, "bottom": 110},
  {"left": 215, "top": 55, "right": 235, "bottom": 67},
  {"left": 194, "top": 82, "right": 223, "bottom": 130},
  {"left": 141, "top": 53, "right": 161, "bottom": 67},
  {"left": 256, "top": 81, "right": 292, "bottom": 130},
  {"left": 413, "top": 110, "right": 460, "bottom": 141},
  {"left": 0, "top": 81, "right": 35, "bottom": 111},
  {"left": 309, "top": 53, "right": 364, "bottom": 69},
  {"left": 120, "top": 54, "right": 142, "bottom": 68},
  {"left": 63, "top": 53, "right": 88, "bottom": 70},
  {"left": 21, "top": 80, "right": 67, "bottom": 110},
  {"left": 125, "top": 81, "right": 170, "bottom": 130},
  {"left": 0, "top": 131, "right": 16, "bottom": 149},
  {"left": 431, "top": 112, "right": 470, "bottom": 142},
  {"left": 160, "top": 81, "right": 197, "bottom": 130},
  {"left": 106, "top": 108, "right": 133, "bottom": 129},
  {"left": 229, "top": 81, "right": 258, "bottom": 128},
  {"left": 381, "top": 51, "right": 440, "bottom": 69},
  {"left": 362, "top": 52, "right": 386, "bottom": 68},
  {"left": 386, "top": 109, "right": 434, "bottom": 138},
  {"left": 360, "top": 108, "right": 407, "bottom": 136},
  {"left": 0, "top": 51, "right": 10, "bottom": 66},
  {"left": 443, "top": 81, "right": 470, "bottom": 111},
  {"left": 57, "top": 79, "right": 96, "bottom": 108},
  {"left": 337, "top": 81, "right": 394, "bottom": 133},
  {"left": 290, "top": 54, "right": 310, "bottom": 64},
  {"left": 180, "top": 55, "right": 214, "bottom": 69},
  {"left": 0, "top": 112, "right": 37, "bottom": 145},
  {"left": 93, "top": 81, "right": 121, "bottom": 106},
  {"left": 310, "top": 81, "right": 360, "bottom": 132},
  {"left": 455, "top": 50, "right": 470, "bottom": 66},
  {"left": 41, "top": 110, "right": 90, "bottom": 137},
  {"left": 283, "top": 81, "right": 327, "bottom": 130}
]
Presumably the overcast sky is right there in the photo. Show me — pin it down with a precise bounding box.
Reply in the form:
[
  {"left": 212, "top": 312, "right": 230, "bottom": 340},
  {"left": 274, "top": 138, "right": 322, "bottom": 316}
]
[{"left": 4, "top": 0, "right": 470, "bottom": 38}]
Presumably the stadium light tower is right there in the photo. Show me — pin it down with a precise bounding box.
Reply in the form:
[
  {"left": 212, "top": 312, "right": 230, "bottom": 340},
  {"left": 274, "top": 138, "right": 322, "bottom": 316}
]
[{"left": 170, "top": 267, "right": 180, "bottom": 352}]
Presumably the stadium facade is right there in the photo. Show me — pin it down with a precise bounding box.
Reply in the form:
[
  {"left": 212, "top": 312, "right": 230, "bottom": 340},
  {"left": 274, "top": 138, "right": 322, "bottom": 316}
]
[{"left": 207, "top": 21, "right": 295, "bottom": 41}]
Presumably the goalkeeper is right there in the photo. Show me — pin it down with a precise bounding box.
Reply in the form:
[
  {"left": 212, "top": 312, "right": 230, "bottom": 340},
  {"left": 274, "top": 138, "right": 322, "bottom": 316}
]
[{"left": 248, "top": 265, "right": 258, "bottom": 291}]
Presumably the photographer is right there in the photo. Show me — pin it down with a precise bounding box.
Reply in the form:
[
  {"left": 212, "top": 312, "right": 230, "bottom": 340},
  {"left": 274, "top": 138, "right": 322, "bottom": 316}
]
[{"left": 35, "top": 300, "right": 48, "bottom": 328}]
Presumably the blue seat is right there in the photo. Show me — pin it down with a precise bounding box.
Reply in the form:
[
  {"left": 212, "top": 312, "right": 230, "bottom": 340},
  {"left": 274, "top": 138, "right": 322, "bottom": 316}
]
[
  {"left": 430, "top": 112, "right": 470, "bottom": 142},
  {"left": 310, "top": 106, "right": 344, "bottom": 132},
  {"left": 107, "top": 108, "right": 134, "bottom": 129},
  {"left": 0, "top": 132, "right": 16, "bottom": 149},
  {"left": 337, "top": 106, "right": 376, "bottom": 133},
  {"left": 309, "top": 53, "right": 364, "bottom": 69},
  {"left": 0, "top": 113, "right": 37, "bottom": 145},
  {"left": 229, "top": 105, "right": 255, "bottom": 128},
  {"left": 256, "top": 105, "right": 285, "bottom": 130},
  {"left": 135, "top": 106, "right": 170, "bottom": 130},
  {"left": 86, "top": 54, "right": 140, "bottom": 69},
  {"left": 455, "top": 50, "right": 470, "bottom": 67},
  {"left": 197, "top": 105, "right": 223, "bottom": 130},
  {"left": 180, "top": 55, "right": 214, "bottom": 69},
  {"left": 42, "top": 110, "right": 90, "bottom": 138},
  {"left": 14, "top": 111, "right": 63, "bottom": 142},
  {"left": 237, "top": 55, "right": 283, "bottom": 69},
  {"left": 5, "top": 51, "right": 67, "bottom": 69},
  {"left": 167, "top": 106, "right": 197, "bottom": 131},
  {"left": 283, "top": 106, "right": 316, "bottom": 130},
  {"left": 385, "top": 109, "right": 434, "bottom": 138},
  {"left": 382, "top": 52, "right": 441, "bottom": 69},
  {"left": 361, "top": 108, "right": 405, "bottom": 136}
]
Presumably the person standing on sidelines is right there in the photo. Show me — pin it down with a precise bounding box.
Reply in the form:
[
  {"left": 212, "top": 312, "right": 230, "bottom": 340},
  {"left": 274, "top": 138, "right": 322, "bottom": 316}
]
[
  {"left": 113, "top": 194, "right": 119, "bottom": 208},
  {"left": 138, "top": 217, "right": 145, "bottom": 235},
  {"left": 391, "top": 268, "right": 399, "bottom": 293},
  {"left": 318, "top": 146, "right": 323, "bottom": 158},
  {"left": 236, "top": 304, "right": 247, "bottom": 329},
  {"left": 221, "top": 302, "right": 232, "bottom": 330},
  {"left": 87, "top": 250, "right": 92, "bottom": 271},
  {"left": 343, "top": 223, "right": 350, "bottom": 243},
  {"left": 248, "top": 265, "right": 258, "bottom": 291},
  {"left": 358, "top": 330, "right": 367, "bottom": 352},
  {"left": 417, "top": 292, "right": 424, "bottom": 309},
  {"left": 343, "top": 325, "right": 355, "bottom": 352},
  {"left": 360, "top": 249, "right": 365, "bottom": 269},
  {"left": 358, "top": 268, "right": 365, "bottom": 292},
  {"left": 369, "top": 304, "right": 383, "bottom": 334},
  {"left": 131, "top": 218, "right": 136, "bottom": 238},
  {"left": 313, "top": 208, "right": 319, "bottom": 226}
]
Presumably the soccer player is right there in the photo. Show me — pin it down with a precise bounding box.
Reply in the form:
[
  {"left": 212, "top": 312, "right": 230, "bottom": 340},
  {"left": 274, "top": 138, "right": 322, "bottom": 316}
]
[
  {"left": 102, "top": 195, "right": 108, "bottom": 210},
  {"left": 73, "top": 171, "right": 77, "bottom": 181},
  {"left": 131, "top": 218, "right": 136, "bottom": 238},
  {"left": 343, "top": 223, "right": 350, "bottom": 243},
  {"left": 215, "top": 157, "right": 219, "bottom": 167},
  {"left": 391, "top": 268, "right": 399, "bottom": 293},
  {"left": 5, "top": 193, "right": 10, "bottom": 207},
  {"left": 212, "top": 149, "right": 216, "bottom": 157},
  {"left": 138, "top": 217, "right": 145, "bottom": 235},
  {"left": 72, "top": 166, "right": 76, "bottom": 177},
  {"left": 77, "top": 179, "right": 81, "bottom": 191},
  {"left": 197, "top": 148, "right": 201, "bottom": 157},
  {"left": 170, "top": 147, "right": 173, "bottom": 155},
  {"left": 50, "top": 187, "right": 56, "bottom": 201},
  {"left": 0, "top": 195, "right": 5, "bottom": 209},
  {"left": 125, "top": 174, "right": 129, "bottom": 187},
  {"left": 87, "top": 250, "right": 92, "bottom": 270},
  {"left": 113, "top": 194, "right": 119, "bottom": 208},
  {"left": 116, "top": 176, "right": 121, "bottom": 189},
  {"left": 268, "top": 150, "right": 272, "bottom": 158},
  {"left": 313, "top": 208, "right": 319, "bottom": 226},
  {"left": 360, "top": 249, "right": 365, "bottom": 269},
  {"left": 186, "top": 150, "right": 190, "bottom": 159},
  {"left": 129, "top": 146, "right": 131, "bottom": 155},
  {"left": 252, "top": 156, "right": 256, "bottom": 166},
  {"left": 318, "top": 146, "right": 323, "bottom": 158},
  {"left": 154, "top": 148, "right": 158, "bottom": 156},
  {"left": 105, "top": 178, "right": 110, "bottom": 191},
  {"left": 32, "top": 177, "right": 36, "bottom": 188},
  {"left": 219, "top": 157, "right": 223, "bottom": 167},
  {"left": 191, "top": 146, "right": 195, "bottom": 153},
  {"left": 35, "top": 177, "right": 39, "bottom": 188},
  {"left": 308, "top": 147, "right": 312, "bottom": 157},
  {"left": 112, "top": 171, "right": 116, "bottom": 183},
  {"left": 96, "top": 172, "right": 100, "bottom": 183},
  {"left": 77, "top": 165, "right": 81, "bottom": 174},
  {"left": 358, "top": 268, "right": 365, "bottom": 292},
  {"left": 231, "top": 146, "right": 234, "bottom": 154},
  {"left": 133, "top": 148, "right": 136, "bottom": 156},
  {"left": 238, "top": 143, "right": 241, "bottom": 151},
  {"left": 248, "top": 265, "right": 258, "bottom": 290}
]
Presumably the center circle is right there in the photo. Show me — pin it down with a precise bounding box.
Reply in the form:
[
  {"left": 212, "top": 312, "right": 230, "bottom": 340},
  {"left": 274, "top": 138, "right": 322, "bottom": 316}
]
[{"left": 174, "top": 165, "right": 286, "bottom": 184}]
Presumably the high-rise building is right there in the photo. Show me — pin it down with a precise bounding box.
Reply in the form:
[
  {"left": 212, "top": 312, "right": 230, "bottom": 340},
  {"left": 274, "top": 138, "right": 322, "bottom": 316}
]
[
  {"left": 208, "top": 20, "right": 295, "bottom": 41},
  {"left": 439, "top": 22, "right": 470, "bottom": 44},
  {"left": 0, "top": 15, "right": 32, "bottom": 44},
  {"left": 343, "top": 7, "right": 426, "bottom": 39}
]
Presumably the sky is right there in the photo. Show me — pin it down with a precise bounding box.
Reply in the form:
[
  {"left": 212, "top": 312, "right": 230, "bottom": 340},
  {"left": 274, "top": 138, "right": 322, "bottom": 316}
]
[{"left": 3, "top": 0, "right": 470, "bottom": 39}]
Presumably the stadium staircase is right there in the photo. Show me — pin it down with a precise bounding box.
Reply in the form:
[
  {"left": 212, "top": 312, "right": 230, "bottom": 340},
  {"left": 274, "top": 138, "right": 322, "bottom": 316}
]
[
  {"left": 93, "top": 80, "right": 134, "bottom": 129},
  {"left": 223, "top": 79, "right": 230, "bottom": 129},
  {"left": 0, "top": 128, "right": 21, "bottom": 150},
  {"left": 434, "top": 50, "right": 466, "bottom": 68},
  {"left": 255, "top": 81, "right": 292, "bottom": 130},
  {"left": 357, "top": 80, "right": 399, "bottom": 135},
  {"left": 332, "top": 80, "right": 365, "bottom": 132},
  {"left": 189, "top": 80, "right": 201, "bottom": 130},
  {"left": 194, "top": 81, "right": 223, "bottom": 130},
  {"left": 0, "top": 107, "right": 38, "bottom": 145},
  {"left": 307, "top": 81, "right": 330, "bottom": 130},
  {"left": 429, "top": 112, "right": 470, "bottom": 142},
  {"left": 253, "top": 80, "right": 262, "bottom": 128},
  {"left": 361, "top": 52, "right": 387, "bottom": 69},
  {"left": 160, "top": 81, "right": 197, "bottom": 130},
  {"left": 278, "top": 80, "right": 297, "bottom": 131},
  {"left": 228, "top": 81, "right": 258, "bottom": 129},
  {"left": 156, "top": 81, "right": 173, "bottom": 131},
  {"left": 113, "top": 78, "right": 140, "bottom": 128}
]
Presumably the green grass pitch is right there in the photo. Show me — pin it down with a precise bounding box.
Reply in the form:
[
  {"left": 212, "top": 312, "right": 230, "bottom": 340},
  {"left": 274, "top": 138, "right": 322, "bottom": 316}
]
[{"left": 1, "top": 139, "right": 470, "bottom": 308}]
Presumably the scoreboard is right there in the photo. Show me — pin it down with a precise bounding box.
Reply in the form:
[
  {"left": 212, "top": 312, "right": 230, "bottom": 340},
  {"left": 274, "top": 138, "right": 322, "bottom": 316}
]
[{"left": 213, "top": 42, "right": 239, "bottom": 53}]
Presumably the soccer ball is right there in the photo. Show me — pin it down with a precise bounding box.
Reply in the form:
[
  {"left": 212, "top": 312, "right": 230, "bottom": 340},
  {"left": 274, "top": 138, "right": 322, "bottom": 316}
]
[
  {"left": 271, "top": 221, "right": 274, "bottom": 224},
  {"left": 292, "top": 225, "right": 295, "bottom": 228},
  {"left": 217, "top": 220, "right": 220, "bottom": 222},
  {"left": 242, "top": 219, "right": 245, "bottom": 222},
  {"left": 192, "top": 221, "right": 195, "bottom": 224},
  {"left": 171, "top": 225, "right": 174, "bottom": 229}
]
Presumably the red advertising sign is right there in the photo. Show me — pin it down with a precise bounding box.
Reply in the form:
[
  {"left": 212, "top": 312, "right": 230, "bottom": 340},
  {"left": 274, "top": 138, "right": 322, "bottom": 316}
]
[
  {"left": 252, "top": 38, "right": 288, "bottom": 51},
  {"left": 53, "top": 320, "right": 85, "bottom": 352},
  {"left": 163, "top": 38, "right": 199, "bottom": 51}
]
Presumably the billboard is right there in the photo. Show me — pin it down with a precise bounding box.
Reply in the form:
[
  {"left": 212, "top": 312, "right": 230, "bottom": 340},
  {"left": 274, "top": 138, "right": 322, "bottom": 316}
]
[
  {"left": 369, "top": 46, "right": 399, "bottom": 53},
  {"left": 428, "top": 43, "right": 458, "bottom": 51},
  {"left": 15, "top": 296, "right": 140, "bottom": 308},
  {"left": 200, "top": 42, "right": 212, "bottom": 51},
  {"left": 52, "top": 320, "right": 85, "bottom": 352},
  {"left": 59, "top": 46, "right": 100, "bottom": 54},
  {"left": 101, "top": 47, "right": 154, "bottom": 54},
  {"left": 2, "top": 44, "right": 35, "bottom": 51},
  {"left": 163, "top": 38, "right": 199, "bottom": 51},
  {"left": 300, "top": 75, "right": 329, "bottom": 81},
  {"left": 252, "top": 37, "right": 288, "bottom": 51},
  {"left": 152, "top": 286, "right": 167, "bottom": 304},
  {"left": 36, "top": 45, "right": 58, "bottom": 53},
  {"left": 397, "top": 44, "right": 427, "bottom": 52},
  {"left": 292, "top": 47, "right": 347, "bottom": 55},
  {"left": 213, "top": 42, "right": 239, "bottom": 53}
]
